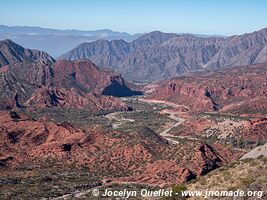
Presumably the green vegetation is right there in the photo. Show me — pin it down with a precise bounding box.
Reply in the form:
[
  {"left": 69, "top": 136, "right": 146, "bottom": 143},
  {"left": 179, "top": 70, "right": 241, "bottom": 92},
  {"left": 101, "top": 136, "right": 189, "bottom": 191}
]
[
  {"left": 23, "top": 108, "right": 110, "bottom": 128},
  {"left": 0, "top": 161, "right": 101, "bottom": 200},
  {"left": 115, "top": 110, "right": 175, "bottom": 134}
]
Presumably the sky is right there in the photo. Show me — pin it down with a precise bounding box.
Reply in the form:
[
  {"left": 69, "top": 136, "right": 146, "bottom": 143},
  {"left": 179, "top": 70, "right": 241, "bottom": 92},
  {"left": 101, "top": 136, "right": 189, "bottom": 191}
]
[{"left": 1, "top": 0, "right": 267, "bottom": 35}]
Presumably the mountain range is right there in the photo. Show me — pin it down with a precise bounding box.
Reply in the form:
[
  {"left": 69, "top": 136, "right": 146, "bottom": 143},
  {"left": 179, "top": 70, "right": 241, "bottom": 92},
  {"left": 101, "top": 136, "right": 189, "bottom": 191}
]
[
  {"left": 0, "top": 25, "right": 227, "bottom": 59},
  {"left": 0, "top": 39, "right": 141, "bottom": 111},
  {"left": 0, "top": 25, "right": 142, "bottom": 57},
  {"left": 0, "top": 27, "right": 267, "bottom": 199},
  {"left": 59, "top": 28, "right": 267, "bottom": 83}
]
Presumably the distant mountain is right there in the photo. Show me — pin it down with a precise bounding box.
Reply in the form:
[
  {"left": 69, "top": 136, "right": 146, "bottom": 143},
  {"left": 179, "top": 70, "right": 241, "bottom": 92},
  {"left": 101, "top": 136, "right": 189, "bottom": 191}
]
[
  {"left": 0, "top": 25, "right": 142, "bottom": 57},
  {"left": 59, "top": 28, "right": 267, "bottom": 83},
  {"left": 58, "top": 31, "right": 177, "bottom": 67},
  {"left": 58, "top": 39, "right": 131, "bottom": 67},
  {"left": 130, "top": 31, "right": 178, "bottom": 49},
  {"left": 205, "top": 28, "right": 267, "bottom": 68},
  {"left": 0, "top": 39, "right": 54, "bottom": 67}
]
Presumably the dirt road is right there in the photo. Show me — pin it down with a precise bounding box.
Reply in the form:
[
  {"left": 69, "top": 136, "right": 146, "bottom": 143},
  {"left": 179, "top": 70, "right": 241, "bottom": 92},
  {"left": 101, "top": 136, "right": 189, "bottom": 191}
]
[{"left": 139, "top": 98, "right": 200, "bottom": 144}]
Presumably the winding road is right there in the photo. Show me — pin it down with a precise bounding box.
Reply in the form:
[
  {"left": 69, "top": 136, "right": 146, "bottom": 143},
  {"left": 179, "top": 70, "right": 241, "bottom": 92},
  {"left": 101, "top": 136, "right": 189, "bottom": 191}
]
[
  {"left": 158, "top": 109, "right": 185, "bottom": 144},
  {"left": 106, "top": 98, "right": 192, "bottom": 144},
  {"left": 106, "top": 97, "right": 200, "bottom": 144},
  {"left": 105, "top": 111, "right": 135, "bottom": 129},
  {"left": 138, "top": 98, "right": 189, "bottom": 144}
]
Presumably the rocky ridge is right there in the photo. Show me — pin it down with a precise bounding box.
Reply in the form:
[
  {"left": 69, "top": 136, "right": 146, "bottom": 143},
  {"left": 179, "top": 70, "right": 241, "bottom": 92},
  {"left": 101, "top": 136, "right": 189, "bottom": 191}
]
[
  {"left": 0, "top": 40, "right": 141, "bottom": 111},
  {"left": 0, "top": 39, "right": 54, "bottom": 67},
  {"left": 59, "top": 28, "right": 267, "bottom": 82},
  {"left": 148, "top": 62, "right": 267, "bottom": 113}
]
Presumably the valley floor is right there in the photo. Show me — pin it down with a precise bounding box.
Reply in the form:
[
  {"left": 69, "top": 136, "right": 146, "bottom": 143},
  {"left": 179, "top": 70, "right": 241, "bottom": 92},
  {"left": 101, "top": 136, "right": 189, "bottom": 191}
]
[{"left": 0, "top": 95, "right": 266, "bottom": 200}]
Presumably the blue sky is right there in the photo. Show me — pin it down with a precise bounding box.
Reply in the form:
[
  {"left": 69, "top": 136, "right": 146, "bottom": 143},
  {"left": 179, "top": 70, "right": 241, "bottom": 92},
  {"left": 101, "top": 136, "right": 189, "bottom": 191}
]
[{"left": 1, "top": 0, "right": 267, "bottom": 35}]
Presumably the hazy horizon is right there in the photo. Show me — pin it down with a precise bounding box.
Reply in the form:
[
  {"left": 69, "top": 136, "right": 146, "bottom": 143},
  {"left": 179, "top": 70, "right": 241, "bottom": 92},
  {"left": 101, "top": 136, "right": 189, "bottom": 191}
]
[
  {"left": 1, "top": 0, "right": 267, "bottom": 36},
  {"left": 0, "top": 24, "right": 230, "bottom": 36}
]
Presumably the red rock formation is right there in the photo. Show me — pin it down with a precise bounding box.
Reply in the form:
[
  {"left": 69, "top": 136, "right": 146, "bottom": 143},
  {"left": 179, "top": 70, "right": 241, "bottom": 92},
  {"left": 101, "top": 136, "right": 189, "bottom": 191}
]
[
  {"left": 0, "top": 55, "right": 140, "bottom": 111},
  {"left": 148, "top": 62, "right": 267, "bottom": 113},
  {"left": 25, "top": 87, "right": 129, "bottom": 112},
  {"left": 53, "top": 59, "right": 112, "bottom": 93},
  {"left": 0, "top": 40, "right": 142, "bottom": 111},
  {"left": 123, "top": 160, "right": 195, "bottom": 185},
  {"left": 0, "top": 111, "right": 235, "bottom": 185},
  {"left": 192, "top": 143, "right": 222, "bottom": 175},
  {"left": 53, "top": 60, "right": 141, "bottom": 97},
  {"left": 242, "top": 119, "right": 267, "bottom": 142}
]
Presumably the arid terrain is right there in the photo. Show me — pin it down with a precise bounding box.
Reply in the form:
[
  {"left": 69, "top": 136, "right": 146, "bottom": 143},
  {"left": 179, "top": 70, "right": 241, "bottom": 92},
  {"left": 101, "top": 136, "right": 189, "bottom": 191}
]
[
  {"left": 0, "top": 27, "right": 267, "bottom": 200},
  {"left": 59, "top": 28, "right": 267, "bottom": 83}
]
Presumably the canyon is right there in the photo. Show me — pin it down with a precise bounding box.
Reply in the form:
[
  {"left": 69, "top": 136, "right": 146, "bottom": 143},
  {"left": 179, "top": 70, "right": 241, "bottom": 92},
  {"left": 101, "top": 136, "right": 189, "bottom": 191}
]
[{"left": 0, "top": 33, "right": 266, "bottom": 199}]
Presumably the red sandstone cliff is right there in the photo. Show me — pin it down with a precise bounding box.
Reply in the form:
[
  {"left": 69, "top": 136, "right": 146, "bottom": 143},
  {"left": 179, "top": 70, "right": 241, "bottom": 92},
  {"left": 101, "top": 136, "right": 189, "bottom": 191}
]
[{"left": 148, "top": 62, "right": 267, "bottom": 113}]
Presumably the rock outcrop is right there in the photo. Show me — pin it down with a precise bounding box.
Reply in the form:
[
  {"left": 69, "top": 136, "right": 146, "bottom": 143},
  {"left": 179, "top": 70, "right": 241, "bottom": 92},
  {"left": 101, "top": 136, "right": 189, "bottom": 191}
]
[
  {"left": 0, "top": 111, "right": 234, "bottom": 185},
  {"left": 0, "top": 40, "right": 141, "bottom": 111},
  {"left": 25, "top": 87, "right": 129, "bottom": 112},
  {"left": 148, "top": 62, "right": 267, "bottom": 112},
  {"left": 192, "top": 144, "right": 222, "bottom": 175},
  {"left": 52, "top": 60, "right": 142, "bottom": 97}
]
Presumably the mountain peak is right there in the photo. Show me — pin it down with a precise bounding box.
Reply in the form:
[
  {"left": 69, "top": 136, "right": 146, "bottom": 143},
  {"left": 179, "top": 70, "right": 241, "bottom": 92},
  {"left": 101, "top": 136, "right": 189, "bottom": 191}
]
[
  {"left": 0, "top": 39, "right": 55, "bottom": 67},
  {"left": 133, "top": 31, "right": 177, "bottom": 42},
  {"left": 1, "top": 39, "right": 14, "bottom": 44}
]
